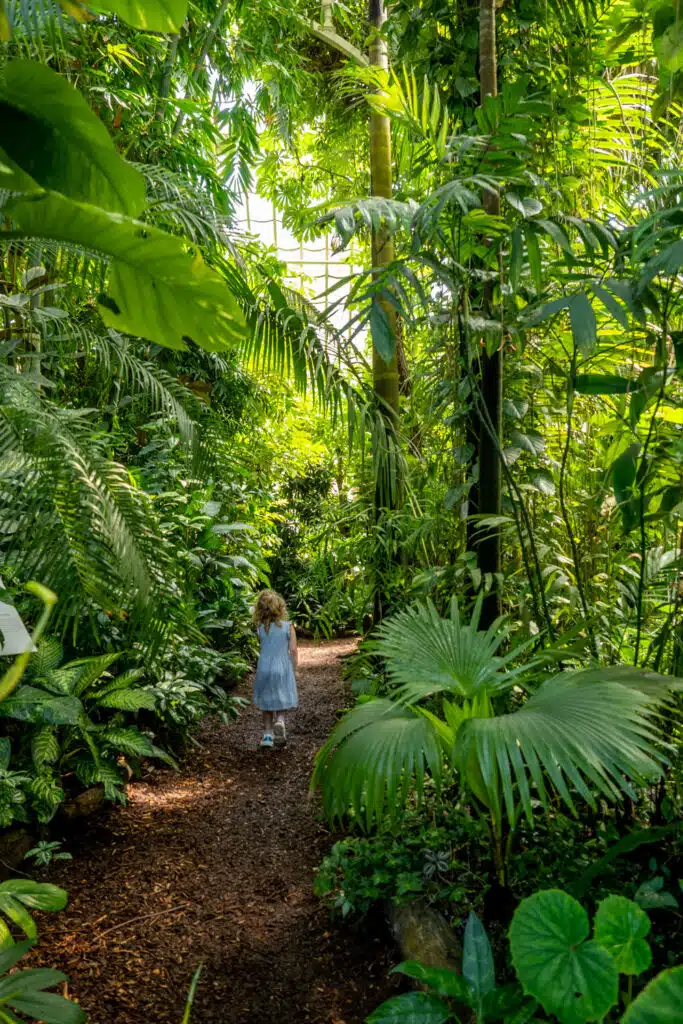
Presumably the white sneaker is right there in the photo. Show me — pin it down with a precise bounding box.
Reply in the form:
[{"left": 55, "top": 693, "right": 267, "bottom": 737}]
[
  {"left": 274, "top": 719, "right": 286, "bottom": 746},
  {"left": 259, "top": 733, "right": 274, "bottom": 748}
]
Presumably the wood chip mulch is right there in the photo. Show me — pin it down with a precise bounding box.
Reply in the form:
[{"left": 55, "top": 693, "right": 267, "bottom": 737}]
[{"left": 32, "top": 639, "right": 399, "bottom": 1023}]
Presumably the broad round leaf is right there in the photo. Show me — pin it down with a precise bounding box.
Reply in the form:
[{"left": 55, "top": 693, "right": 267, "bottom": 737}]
[
  {"left": 366, "top": 992, "right": 452, "bottom": 1023},
  {"left": 622, "top": 966, "right": 683, "bottom": 1023},
  {"left": 594, "top": 895, "right": 651, "bottom": 975},
  {"left": 509, "top": 890, "right": 619, "bottom": 1024}
]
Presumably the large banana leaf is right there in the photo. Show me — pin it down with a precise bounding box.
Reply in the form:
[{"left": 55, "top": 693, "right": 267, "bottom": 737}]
[
  {"left": 90, "top": 0, "right": 187, "bottom": 32},
  {"left": 6, "top": 191, "right": 247, "bottom": 352},
  {"left": 456, "top": 673, "right": 668, "bottom": 826},
  {"left": 312, "top": 698, "right": 442, "bottom": 828},
  {"left": 370, "top": 597, "right": 537, "bottom": 703},
  {"left": 0, "top": 61, "right": 145, "bottom": 216}
]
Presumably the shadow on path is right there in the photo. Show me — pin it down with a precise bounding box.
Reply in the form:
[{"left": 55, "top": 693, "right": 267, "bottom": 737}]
[{"left": 34, "top": 640, "right": 397, "bottom": 1023}]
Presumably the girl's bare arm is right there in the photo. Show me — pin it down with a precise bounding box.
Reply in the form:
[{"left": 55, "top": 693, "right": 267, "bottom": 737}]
[{"left": 289, "top": 625, "right": 298, "bottom": 671}]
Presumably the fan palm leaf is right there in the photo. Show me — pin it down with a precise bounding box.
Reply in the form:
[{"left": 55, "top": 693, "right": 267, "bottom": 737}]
[
  {"left": 456, "top": 673, "right": 668, "bottom": 828},
  {"left": 369, "top": 597, "right": 539, "bottom": 703},
  {"left": 312, "top": 697, "right": 442, "bottom": 828},
  {"left": 313, "top": 601, "right": 680, "bottom": 830}
]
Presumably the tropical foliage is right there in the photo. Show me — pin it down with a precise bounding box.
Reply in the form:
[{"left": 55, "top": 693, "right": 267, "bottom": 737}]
[
  {"left": 1, "top": 0, "right": 683, "bottom": 1017},
  {"left": 369, "top": 889, "right": 683, "bottom": 1024}
]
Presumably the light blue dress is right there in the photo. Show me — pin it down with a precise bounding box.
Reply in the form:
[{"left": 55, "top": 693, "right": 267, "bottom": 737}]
[{"left": 253, "top": 621, "right": 298, "bottom": 711}]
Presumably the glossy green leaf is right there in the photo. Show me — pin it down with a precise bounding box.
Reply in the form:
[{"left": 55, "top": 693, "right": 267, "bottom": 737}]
[
  {"left": 510, "top": 226, "right": 523, "bottom": 291},
  {"left": 0, "top": 688, "right": 81, "bottom": 726},
  {"left": 536, "top": 218, "right": 573, "bottom": 254},
  {"left": 463, "top": 912, "right": 495, "bottom": 1002},
  {"left": 0, "top": 941, "right": 33, "bottom": 976},
  {"left": 503, "top": 397, "right": 529, "bottom": 420},
  {"left": 0, "top": 61, "right": 144, "bottom": 216},
  {"left": 593, "top": 895, "right": 651, "bottom": 974},
  {"left": 509, "top": 889, "right": 619, "bottom": 1024},
  {"left": 365, "top": 992, "right": 452, "bottom": 1023},
  {"left": 523, "top": 225, "right": 542, "bottom": 292},
  {"left": 569, "top": 293, "right": 597, "bottom": 356},
  {"left": 31, "top": 728, "right": 60, "bottom": 768},
  {"left": 525, "top": 295, "right": 568, "bottom": 327},
  {"left": 574, "top": 374, "right": 634, "bottom": 395},
  {"left": 510, "top": 429, "right": 545, "bottom": 455},
  {"left": 505, "top": 193, "right": 543, "bottom": 218},
  {"left": 640, "top": 239, "right": 683, "bottom": 288},
  {"left": 90, "top": 0, "right": 187, "bottom": 32},
  {"left": 7, "top": 192, "right": 247, "bottom": 353},
  {"left": 6, "top": 990, "right": 86, "bottom": 1024},
  {"left": 610, "top": 443, "right": 638, "bottom": 499},
  {"left": 370, "top": 299, "right": 396, "bottom": 365},
  {"left": 589, "top": 281, "right": 629, "bottom": 330},
  {"left": 634, "top": 877, "right": 679, "bottom": 910},
  {"left": 0, "top": 880, "right": 68, "bottom": 912},
  {"left": 622, "top": 965, "right": 683, "bottom": 1023},
  {"left": 392, "top": 961, "right": 471, "bottom": 1001},
  {"left": 530, "top": 469, "right": 555, "bottom": 496},
  {"left": 653, "top": 17, "right": 683, "bottom": 72},
  {"left": 457, "top": 670, "right": 664, "bottom": 826},
  {"left": 0, "top": 968, "right": 67, "bottom": 999},
  {"left": 312, "top": 697, "right": 443, "bottom": 828}
]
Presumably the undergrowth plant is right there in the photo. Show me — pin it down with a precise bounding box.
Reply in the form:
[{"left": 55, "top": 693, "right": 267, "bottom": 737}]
[
  {"left": 368, "top": 889, "right": 682, "bottom": 1024},
  {"left": 313, "top": 599, "right": 681, "bottom": 882}
]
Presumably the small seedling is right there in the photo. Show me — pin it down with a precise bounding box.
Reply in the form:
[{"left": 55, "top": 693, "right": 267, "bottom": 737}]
[{"left": 24, "top": 840, "right": 72, "bottom": 868}]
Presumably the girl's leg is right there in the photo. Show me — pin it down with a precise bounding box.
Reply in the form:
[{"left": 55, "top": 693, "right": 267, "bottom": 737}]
[
  {"left": 262, "top": 711, "right": 274, "bottom": 733},
  {"left": 273, "top": 710, "right": 287, "bottom": 746}
]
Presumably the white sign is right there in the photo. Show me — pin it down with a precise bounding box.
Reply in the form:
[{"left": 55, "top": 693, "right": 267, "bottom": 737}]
[{"left": 0, "top": 580, "right": 34, "bottom": 655}]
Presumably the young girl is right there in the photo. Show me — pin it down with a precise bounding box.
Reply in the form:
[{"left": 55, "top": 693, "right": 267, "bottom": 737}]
[{"left": 252, "top": 590, "right": 298, "bottom": 748}]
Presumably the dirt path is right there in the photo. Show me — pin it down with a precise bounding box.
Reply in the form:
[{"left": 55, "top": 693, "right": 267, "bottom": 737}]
[{"left": 34, "top": 640, "right": 397, "bottom": 1023}]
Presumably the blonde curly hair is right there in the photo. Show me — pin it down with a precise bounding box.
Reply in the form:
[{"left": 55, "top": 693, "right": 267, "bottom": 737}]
[{"left": 253, "top": 589, "right": 288, "bottom": 632}]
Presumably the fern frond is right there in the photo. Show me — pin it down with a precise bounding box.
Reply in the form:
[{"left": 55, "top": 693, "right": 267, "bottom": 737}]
[{"left": 0, "top": 368, "right": 189, "bottom": 649}]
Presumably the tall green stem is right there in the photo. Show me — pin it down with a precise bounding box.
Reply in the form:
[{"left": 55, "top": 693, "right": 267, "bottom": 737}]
[
  {"left": 476, "top": 0, "right": 503, "bottom": 628},
  {"left": 559, "top": 348, "right": 598, "bottom": 658}
]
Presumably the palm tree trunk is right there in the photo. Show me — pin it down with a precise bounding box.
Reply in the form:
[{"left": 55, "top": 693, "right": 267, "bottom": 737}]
[
  {"left": 368, "top": 0, "right": 402, "bottom": 621},
  {"left": 476, "top": 0, "right": 503, "bottom": 628},
  {"left": 368, "top": 0, "right": 400, "bottom": 427},
  {"left": 172, "top": 0, "right": 230, "bottom": 139}
]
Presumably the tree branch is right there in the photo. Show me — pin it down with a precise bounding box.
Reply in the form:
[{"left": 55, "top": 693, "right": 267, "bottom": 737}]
[{"left": 292, "top": 14, "right": 368, "bottom": 66}]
